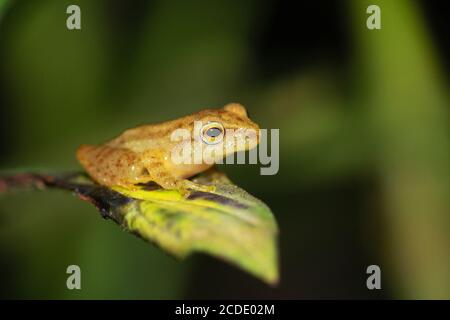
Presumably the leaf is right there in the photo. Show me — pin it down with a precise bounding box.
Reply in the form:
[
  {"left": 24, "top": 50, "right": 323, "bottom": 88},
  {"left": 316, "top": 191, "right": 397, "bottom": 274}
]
[{"left": 0, "top": 169, "right": 279, "bottom": 285}]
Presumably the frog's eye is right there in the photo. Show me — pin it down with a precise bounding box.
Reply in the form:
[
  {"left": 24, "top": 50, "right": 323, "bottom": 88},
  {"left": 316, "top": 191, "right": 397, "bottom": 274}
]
[{"left": 201, "top": 122, "right": 224, "bottom": 145}]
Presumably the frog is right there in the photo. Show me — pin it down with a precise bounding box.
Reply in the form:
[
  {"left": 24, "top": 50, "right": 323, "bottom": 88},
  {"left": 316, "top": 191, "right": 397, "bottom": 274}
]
[{"left": 76, "top": 103, "right": 260, "bottom": 195}]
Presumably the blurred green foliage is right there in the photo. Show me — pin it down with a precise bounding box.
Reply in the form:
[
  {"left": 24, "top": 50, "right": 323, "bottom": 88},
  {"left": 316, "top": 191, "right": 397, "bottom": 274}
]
[{"left": 0, "top": 0, "right": 448, "bottom": 298}]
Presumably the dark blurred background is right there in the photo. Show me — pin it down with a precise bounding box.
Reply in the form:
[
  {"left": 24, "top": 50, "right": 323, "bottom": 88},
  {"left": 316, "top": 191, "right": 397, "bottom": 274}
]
[{"left": 0, "top": 0, "right": 448, "bottom": 299}]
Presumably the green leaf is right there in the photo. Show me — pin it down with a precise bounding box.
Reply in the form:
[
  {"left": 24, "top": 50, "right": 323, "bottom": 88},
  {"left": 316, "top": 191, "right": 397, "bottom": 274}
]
[{"left": 0, "top": 169, "right": 279, "bottom": 285}]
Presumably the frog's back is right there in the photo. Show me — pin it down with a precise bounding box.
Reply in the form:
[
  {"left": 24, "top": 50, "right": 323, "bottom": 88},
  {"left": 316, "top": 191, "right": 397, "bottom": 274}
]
[
  {"left": 107, "top": 108, "right": 228, "bottom": 147},
  {"left": 109, "top": 115, "right": 193, "bottom": 146}
]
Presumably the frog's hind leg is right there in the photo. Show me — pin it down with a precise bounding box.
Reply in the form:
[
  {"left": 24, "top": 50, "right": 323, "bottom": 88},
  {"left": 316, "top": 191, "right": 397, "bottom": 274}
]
[{"left": 77, "top": 144, "right": 145, "bottom": 188}]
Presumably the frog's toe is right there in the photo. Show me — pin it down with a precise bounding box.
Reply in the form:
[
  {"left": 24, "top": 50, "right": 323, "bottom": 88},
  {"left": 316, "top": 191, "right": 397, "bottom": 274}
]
[
  {"left": 199, "top": 184, "right": 216, "bottom": 193},
  {"left": 179, "top": 188, "right": 192, "bottom": 198},
  {"left": 182, "top": 180, "right": 216, "bottom": 194}
]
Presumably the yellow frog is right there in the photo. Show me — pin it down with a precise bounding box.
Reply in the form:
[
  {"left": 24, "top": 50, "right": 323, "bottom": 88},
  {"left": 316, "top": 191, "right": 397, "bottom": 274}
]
[{"left": 77, "top": 103, "right": 259, "bottom": 195}]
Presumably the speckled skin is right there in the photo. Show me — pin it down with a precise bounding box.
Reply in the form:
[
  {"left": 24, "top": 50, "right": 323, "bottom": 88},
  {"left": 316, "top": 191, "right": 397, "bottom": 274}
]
[{"left": 76, "top": 103, "right": 259, "bottom": 193}]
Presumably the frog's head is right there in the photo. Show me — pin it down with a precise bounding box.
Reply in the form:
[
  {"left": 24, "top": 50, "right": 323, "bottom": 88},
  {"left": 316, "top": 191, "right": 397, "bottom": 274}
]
[{"left": 195, "top": 103, "right": 260, "bottom": 158}]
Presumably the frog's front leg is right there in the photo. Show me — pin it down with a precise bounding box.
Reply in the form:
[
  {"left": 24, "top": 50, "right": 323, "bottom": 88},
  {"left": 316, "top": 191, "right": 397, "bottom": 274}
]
[
  {"left": 145, "top": 169, "right": 215, "bottom": 197},
  {"left": 140, "top": 152, "right": 215, "bottom": 196}
]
